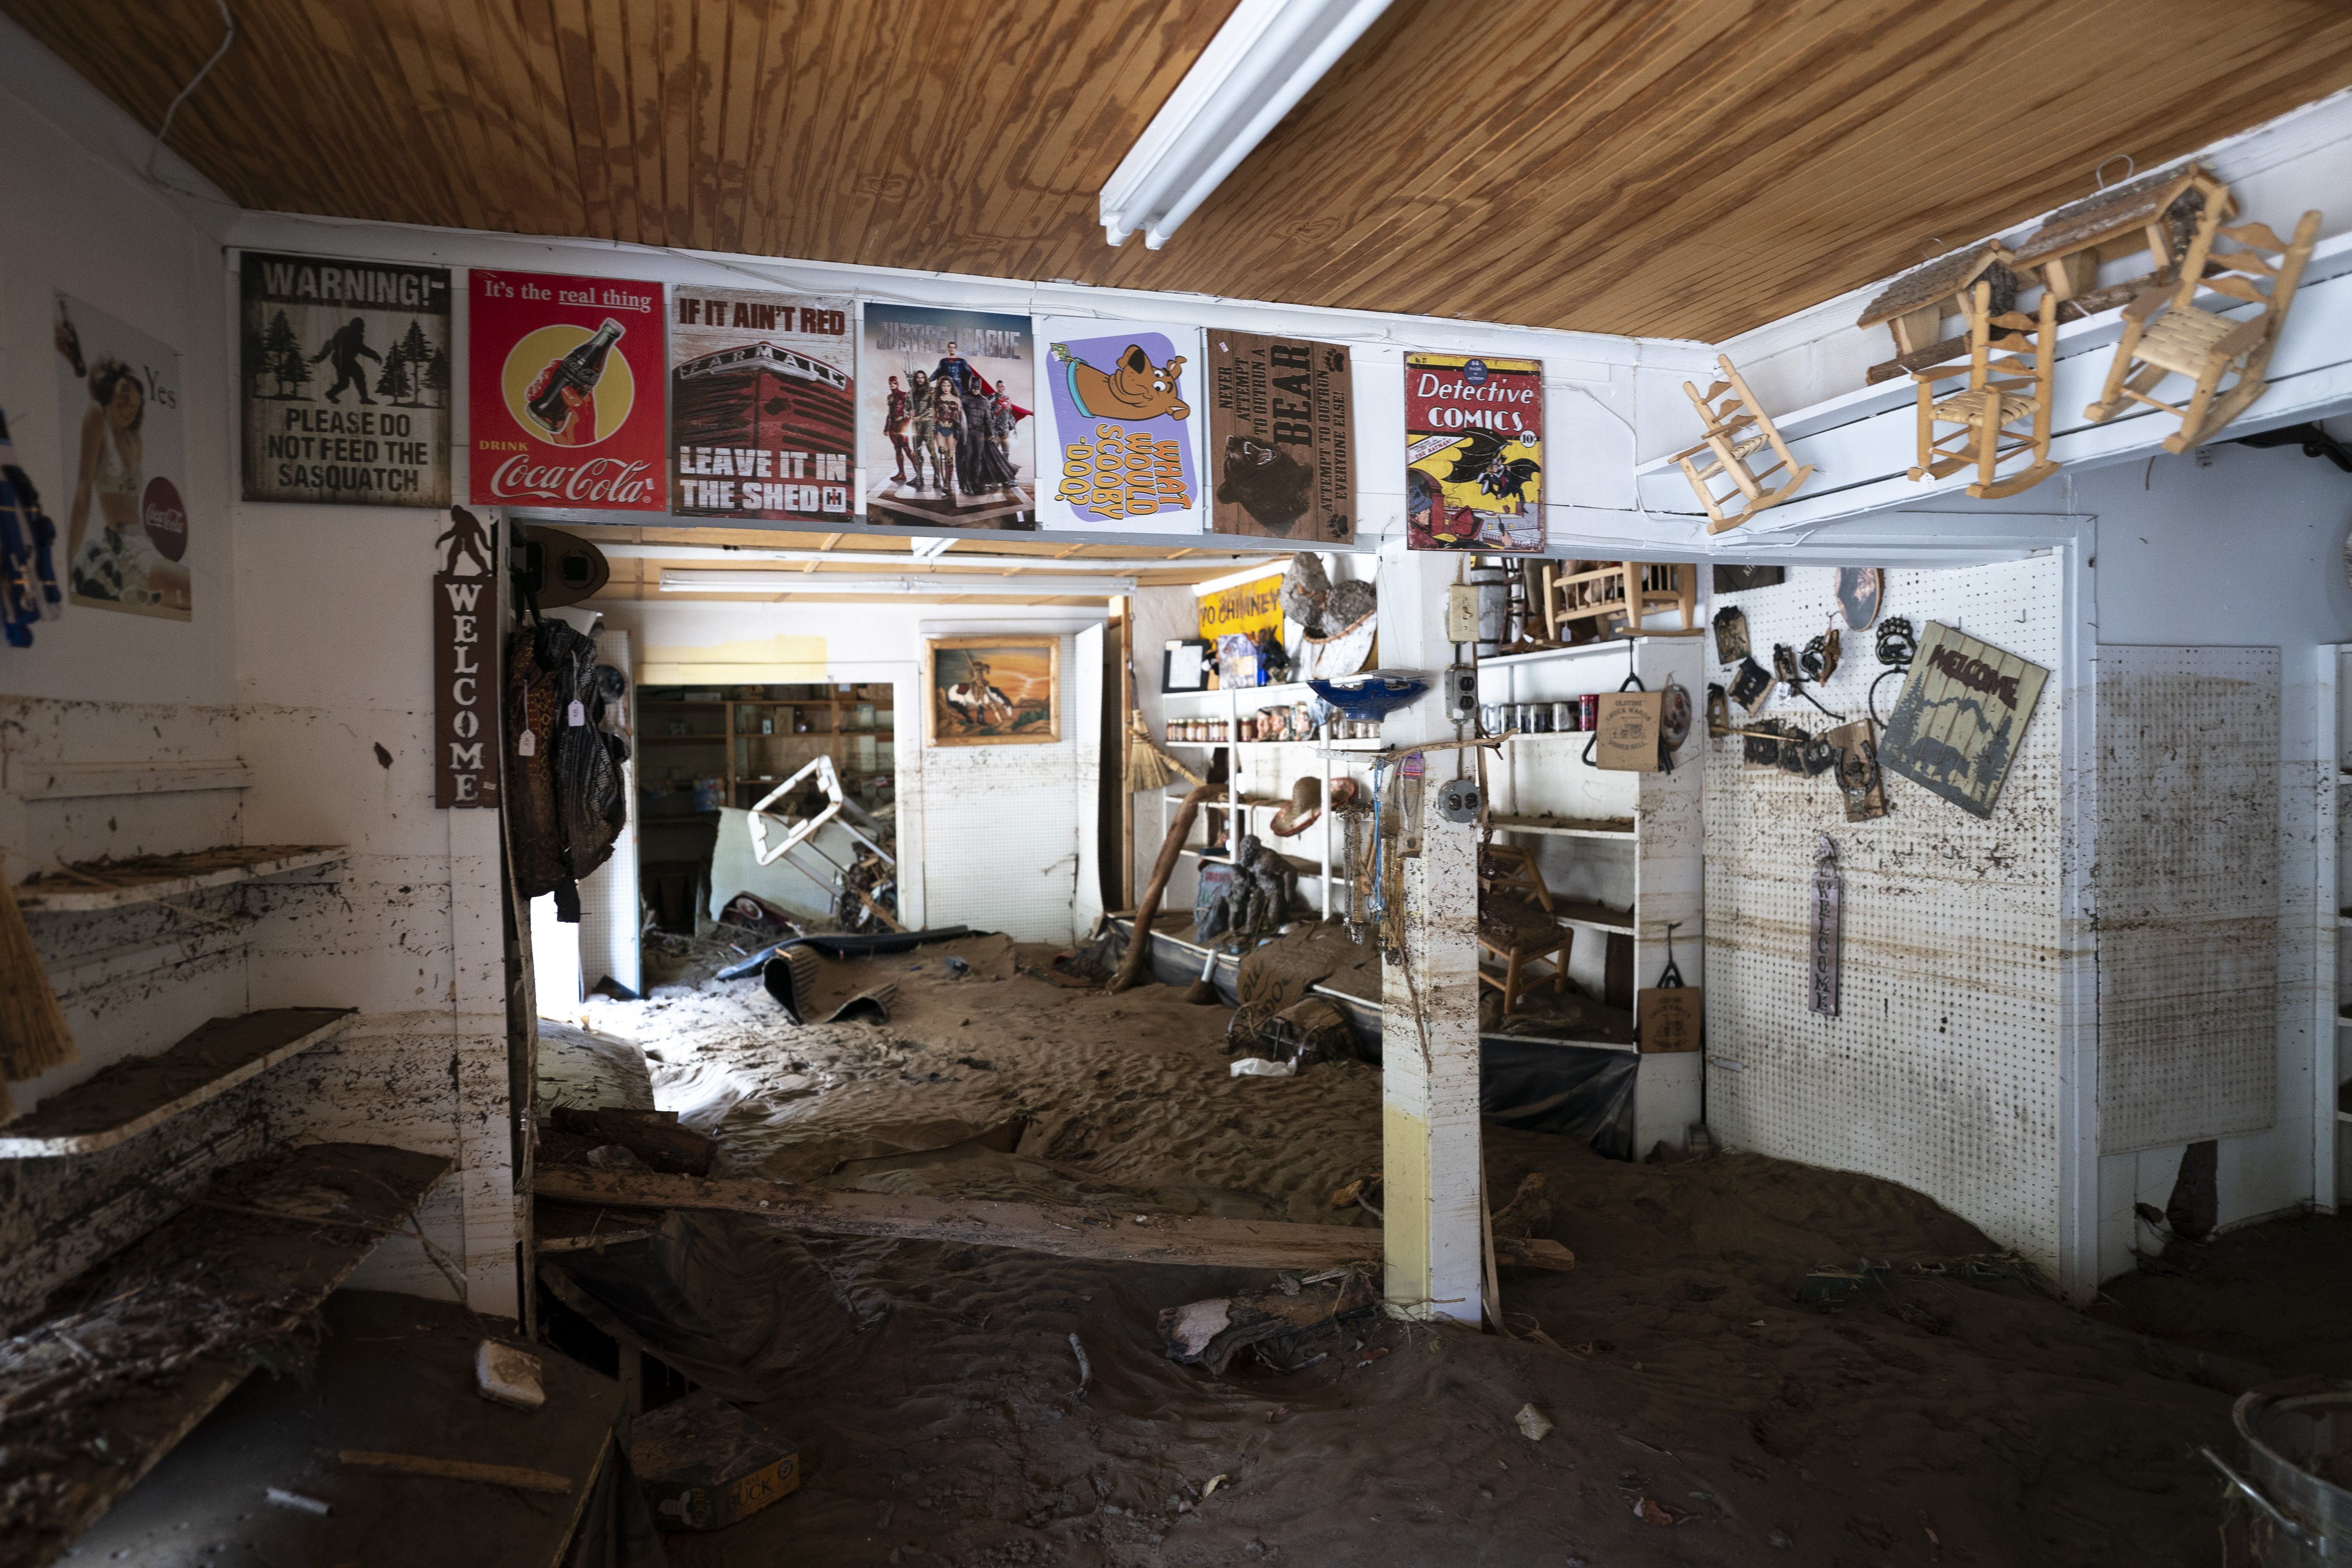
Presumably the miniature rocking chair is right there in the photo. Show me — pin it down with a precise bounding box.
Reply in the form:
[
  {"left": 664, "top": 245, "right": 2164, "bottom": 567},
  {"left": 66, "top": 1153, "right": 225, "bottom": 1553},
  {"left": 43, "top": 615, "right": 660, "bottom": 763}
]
[
  {"left": 1671, "top": 355, "right": 1814, "bottom": 533},
  {"left": 1906, "top": 280, "right": 2059, "bottom": 499},
  {"left": 2081, "top": 207, "right": 2322, "bottom": 453}
]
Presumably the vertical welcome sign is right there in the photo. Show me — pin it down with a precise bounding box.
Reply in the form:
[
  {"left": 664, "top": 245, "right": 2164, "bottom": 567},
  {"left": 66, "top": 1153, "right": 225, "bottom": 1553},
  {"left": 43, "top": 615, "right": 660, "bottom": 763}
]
[{"left": 433, "top": 508, "right": 499, "bottom": 808}]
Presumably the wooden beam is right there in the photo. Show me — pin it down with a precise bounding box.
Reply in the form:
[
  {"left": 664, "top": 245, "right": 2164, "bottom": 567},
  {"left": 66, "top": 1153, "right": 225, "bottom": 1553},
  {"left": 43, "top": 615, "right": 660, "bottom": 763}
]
[{"left": 534, "top": 1166, "right": 1397, "bottom": 1271}]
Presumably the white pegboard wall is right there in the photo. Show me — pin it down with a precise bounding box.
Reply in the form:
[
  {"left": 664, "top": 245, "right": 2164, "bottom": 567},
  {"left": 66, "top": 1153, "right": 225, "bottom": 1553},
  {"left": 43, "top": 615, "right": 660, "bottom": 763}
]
[
  {"left": 917, "top": 635, "right": 1083, "bottom": 943},
  {"left": 2095, "top": 645, "right": 2279, "bottom": 1154},
  {"left": 1705, "top": 557, "right": 2066, "bottom": 1271}
]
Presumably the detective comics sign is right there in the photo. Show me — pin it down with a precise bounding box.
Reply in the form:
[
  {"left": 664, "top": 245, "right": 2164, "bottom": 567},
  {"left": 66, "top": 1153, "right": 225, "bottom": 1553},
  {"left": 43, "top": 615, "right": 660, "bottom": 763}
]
[
  {"left": 670, "top": 288, "right": 854, "bottom": 522},
  {"left": 1207, "top": 332, "right": 1353, "bottom": 543},
  {"left": 469, "top": 270, "right": 664, "bottom": 511},
  {"left": 1405, "top": 354, "right": 1543, "bottom": 553},
  {"left": 860, "top": 305, "right": 1035, "bottom": 530},
  {"left": 1034, "top": 317, "right": 1202, "bottom": 534},
  {"left": 239, "top": 250, "right": 451, "bottom": 507}
]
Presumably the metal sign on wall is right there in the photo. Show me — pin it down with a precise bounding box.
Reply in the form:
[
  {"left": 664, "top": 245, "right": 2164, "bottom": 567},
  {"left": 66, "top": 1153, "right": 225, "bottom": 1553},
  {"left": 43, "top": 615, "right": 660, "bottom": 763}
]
[
  {"left": 1878, "top": 620, "right": 2049, "bottom": 819},
  {"left": 239, "top": 250, "right": 452, "bottom": 507},
  {"left": 433, "top": 508, "right": 499, "bottom": 808},
  {"left": 1206, "top": 331, "right": 1354, "bottom": 543}
]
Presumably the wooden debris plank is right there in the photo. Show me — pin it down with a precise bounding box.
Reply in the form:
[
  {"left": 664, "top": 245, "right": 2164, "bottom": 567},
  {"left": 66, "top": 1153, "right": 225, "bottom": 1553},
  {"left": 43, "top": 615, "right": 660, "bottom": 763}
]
[
  {"left": 537, "top": 1166, "right": 1387, "bottom": 1271},
  {"left": 0, "top": 1009, "right": 359, "bottom": 1157},
  {"left": 1550, "top": 899, "right": 1637, "bottom": 934},
  {"left": 13, "top": 846, "right": 349, "bottom": 912},
  {"left": 66, "top": 1290, "right": 616, "bottom": 1568},
  {"left": 0, "top": 1143, "right": 452, "bottom": 1568}
]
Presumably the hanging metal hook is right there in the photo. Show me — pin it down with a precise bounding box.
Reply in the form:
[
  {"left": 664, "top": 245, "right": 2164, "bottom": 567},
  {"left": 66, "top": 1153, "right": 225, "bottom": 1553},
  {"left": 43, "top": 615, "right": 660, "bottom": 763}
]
[{"left": 2094, "top": 154, "right": 2135, "bottom": 190}]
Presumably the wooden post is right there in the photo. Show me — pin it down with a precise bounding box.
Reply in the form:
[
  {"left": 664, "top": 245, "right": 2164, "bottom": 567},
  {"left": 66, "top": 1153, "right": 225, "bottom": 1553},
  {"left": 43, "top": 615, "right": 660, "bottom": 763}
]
[{"left": 1375, "top": 545, "right": 1483, "bottom": 1326}]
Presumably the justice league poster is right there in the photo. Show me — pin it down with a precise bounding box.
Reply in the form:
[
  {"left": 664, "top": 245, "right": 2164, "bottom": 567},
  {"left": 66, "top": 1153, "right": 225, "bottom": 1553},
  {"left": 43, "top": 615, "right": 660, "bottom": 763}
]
[
  {"left": 1034, "top": 317, "right": 1202, "bottom": 534},
  {"left": 671, "top": 287, "right": 853, "bottom": 522},
  {"left": 239, "top": 250, "right": 451, "bottom": 508},
  {"left": 1206, "top": 331, "right": 1354, "bottom": 543},
  {"left": 860, "top": 305, "right": 1034, "bottom": 530},
  {"left": 1405, "top": 353, "right": 1544, "bottom": 553},
  {"left": 53, "top": 294, "right": 190, "bottom": 619},
  {"left": 469, "top": 270, "right": 664, "bottom": 511}
]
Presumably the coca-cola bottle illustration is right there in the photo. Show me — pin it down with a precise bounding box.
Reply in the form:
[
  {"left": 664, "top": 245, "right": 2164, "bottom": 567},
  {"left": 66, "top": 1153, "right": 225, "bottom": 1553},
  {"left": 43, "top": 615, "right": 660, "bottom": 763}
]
[{"left": 527, "top": 318, "right": 624, "bottom": 432}]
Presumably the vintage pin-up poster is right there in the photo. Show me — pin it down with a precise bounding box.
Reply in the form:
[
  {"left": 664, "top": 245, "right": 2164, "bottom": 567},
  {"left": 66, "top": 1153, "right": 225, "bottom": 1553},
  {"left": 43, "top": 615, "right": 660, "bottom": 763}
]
[
  {"left": 239, "top": 250, "right": 451, "bottom": 508},
  {"left": 1206, "top": 331, "right": 1354, "bottom": 543},
  {"left": 1878, "top": 621, "right": 2048, "bottom": 819},
  {"left": 54, "top": 294, "right": 190, "bottom": 619},
  {"left": 1034, "top": 317, "right": 1203, "bottom": 534},
  {"left": 470, "top": 270, "right": 665, "bottom": 511},
  {"left": 860, "top": 306, "right": 1034, "bottom": 530},
  {"left": 671, "top": 288, "right": 853, "bottom": 523},
  {"left": 1404, "top": 354, "right": 1543, "bottom": 553}
]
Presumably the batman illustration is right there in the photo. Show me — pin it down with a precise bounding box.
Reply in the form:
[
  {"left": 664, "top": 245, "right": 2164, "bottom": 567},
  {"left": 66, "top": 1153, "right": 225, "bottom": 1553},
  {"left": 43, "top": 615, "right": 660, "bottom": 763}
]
[{"left": 1442, "top": 427, "right": 1541, "bottom": 507}]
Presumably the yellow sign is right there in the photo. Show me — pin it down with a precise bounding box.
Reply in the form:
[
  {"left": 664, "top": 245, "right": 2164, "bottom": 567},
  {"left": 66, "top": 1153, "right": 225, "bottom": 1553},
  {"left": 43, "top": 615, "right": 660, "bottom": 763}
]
[{"left": 1196, "top": 572, "right": 1285, "bottom": 643}]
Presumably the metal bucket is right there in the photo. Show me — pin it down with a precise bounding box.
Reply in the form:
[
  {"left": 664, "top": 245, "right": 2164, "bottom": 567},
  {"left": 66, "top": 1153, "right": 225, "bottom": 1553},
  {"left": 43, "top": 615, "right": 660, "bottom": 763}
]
[{"left": 2209, "top": 1377, "right": 2352, "bottom": 1564}]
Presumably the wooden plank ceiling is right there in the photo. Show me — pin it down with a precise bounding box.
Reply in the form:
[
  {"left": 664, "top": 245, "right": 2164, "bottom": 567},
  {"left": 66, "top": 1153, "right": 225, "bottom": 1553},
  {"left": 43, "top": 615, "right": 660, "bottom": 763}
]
[{"left": 15, "top": 0, "right": 2352, "bottom": 340}]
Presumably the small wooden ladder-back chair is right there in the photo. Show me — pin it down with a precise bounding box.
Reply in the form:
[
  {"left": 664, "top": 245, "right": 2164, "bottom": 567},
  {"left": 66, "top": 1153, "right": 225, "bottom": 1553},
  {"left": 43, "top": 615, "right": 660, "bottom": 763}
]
[
  {"left": 1906, "top": 279, "right": 2059, "bottom": 500},
  {"left": 1671, "top": 354, "right": 1814, "bottom": 533},
  {"left": 2081, "top": 206, "right": 2322, "bottom": 453}
]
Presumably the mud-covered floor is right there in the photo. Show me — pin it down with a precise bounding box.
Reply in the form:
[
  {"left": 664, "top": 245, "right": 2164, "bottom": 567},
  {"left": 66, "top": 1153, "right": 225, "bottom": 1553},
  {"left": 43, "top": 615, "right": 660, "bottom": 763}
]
[{"left": 547, "top": 934, "right": 2341, "bottom": 1568}]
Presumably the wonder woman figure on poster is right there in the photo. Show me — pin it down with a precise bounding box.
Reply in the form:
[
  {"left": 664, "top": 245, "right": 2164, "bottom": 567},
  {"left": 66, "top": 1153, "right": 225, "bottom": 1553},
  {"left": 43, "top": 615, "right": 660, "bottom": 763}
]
[{"left": 62, "top": 352, "right": 189, "bottom": 613}]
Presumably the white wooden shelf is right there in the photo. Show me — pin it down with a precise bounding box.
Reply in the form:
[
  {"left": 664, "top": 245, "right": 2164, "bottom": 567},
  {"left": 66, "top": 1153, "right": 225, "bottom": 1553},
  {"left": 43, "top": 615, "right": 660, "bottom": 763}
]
[
  {"left": 0, "top": 1008, "right": 358, "bottom": 1156},
  {"left": 1479, "top": 641, "right": 1644, "bottom": 671},
  {"left": 13, "top": 846, "right": 350, "bottom": 914},
  {"left": 1489, "top": 812, "right": 1637, "bottom": 839}
]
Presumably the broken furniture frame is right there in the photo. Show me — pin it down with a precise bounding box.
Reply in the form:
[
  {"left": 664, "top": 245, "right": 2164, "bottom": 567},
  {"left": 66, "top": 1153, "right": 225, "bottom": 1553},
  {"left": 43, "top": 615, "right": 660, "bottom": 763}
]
[
  {"left": 1906, "top": 279, "right": 2060, "bottom": 499},
  {"left": 745, "top": 755, "right": 903, "bottom": 931},
  {"left": 1670, "top": 355, "right": 1814, "bottom": 532},
  {"left": 2081, "top": 204, "right": 2323, "bottom": 452}
]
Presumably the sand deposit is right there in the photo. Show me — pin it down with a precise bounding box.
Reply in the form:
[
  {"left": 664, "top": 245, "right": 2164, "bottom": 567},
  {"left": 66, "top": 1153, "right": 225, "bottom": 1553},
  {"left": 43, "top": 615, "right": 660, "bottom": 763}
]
[{"left": 555, "top": 936, "right": 2332, "bottom": 1567}]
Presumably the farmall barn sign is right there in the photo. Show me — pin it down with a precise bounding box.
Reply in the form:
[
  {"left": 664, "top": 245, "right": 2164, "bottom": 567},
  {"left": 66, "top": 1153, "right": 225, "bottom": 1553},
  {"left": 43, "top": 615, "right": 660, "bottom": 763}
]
[
  {"left": 669, "top": 288, "right": 854, "bottom": 523},
  {"left": 468, "top": 270, "right": 665, "bottom": 510}
]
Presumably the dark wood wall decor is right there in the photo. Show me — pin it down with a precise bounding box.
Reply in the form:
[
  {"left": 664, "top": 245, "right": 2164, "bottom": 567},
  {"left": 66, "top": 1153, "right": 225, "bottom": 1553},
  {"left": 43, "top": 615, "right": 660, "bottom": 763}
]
[{"left": 15, "top": 1, "right": 2352, "bottom": 341}]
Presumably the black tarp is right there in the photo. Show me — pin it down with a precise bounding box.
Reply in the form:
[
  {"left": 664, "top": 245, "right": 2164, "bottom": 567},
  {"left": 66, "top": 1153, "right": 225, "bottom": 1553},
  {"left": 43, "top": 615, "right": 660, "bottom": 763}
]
[{"left": 1478, "top": 1037, "right": 1640, "bottom": 1162}]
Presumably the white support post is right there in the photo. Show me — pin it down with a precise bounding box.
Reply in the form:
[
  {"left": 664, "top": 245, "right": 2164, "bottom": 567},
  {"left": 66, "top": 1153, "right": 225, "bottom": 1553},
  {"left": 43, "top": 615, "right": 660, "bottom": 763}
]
[{"left": 1376, "top": 542, "right": 1483, "bottom": 1325}]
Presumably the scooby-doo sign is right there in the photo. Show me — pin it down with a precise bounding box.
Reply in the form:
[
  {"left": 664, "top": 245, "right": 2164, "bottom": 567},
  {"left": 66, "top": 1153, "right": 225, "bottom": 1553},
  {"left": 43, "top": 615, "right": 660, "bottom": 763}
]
[
  {"left": 1205, "top": 332, "right": 1354, "bottom": 543},
  {"left": 1034, "top": 318, "right": 1203, "bottom": 534}
]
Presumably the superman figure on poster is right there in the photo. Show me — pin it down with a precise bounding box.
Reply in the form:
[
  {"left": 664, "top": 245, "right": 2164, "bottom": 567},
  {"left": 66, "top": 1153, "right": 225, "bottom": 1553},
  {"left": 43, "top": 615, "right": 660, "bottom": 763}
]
[{"left": 933, "top": 340, "right": 1028, "bottom": 497}]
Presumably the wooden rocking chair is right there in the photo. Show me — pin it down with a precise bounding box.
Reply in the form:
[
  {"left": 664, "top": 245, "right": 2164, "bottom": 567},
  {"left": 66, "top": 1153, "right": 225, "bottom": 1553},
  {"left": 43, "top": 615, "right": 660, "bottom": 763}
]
[
  {"left": 1906, "top": 280, "right": 2059, "bottom": 499},
  {"left": 1672, "top": 355, "right": 1814, "bottom": 533},
  {"left": 2081, "top": 206, "right": 2322, "bottom": 453},
  {"left": 1545, "top": 561, "right": 1701, "bottom": 641}
]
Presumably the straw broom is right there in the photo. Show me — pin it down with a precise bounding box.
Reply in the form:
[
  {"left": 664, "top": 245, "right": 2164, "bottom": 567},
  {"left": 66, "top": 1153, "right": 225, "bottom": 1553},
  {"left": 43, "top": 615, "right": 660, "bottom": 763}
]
[
  {"left": 1126, "top": 711, "right": 1200, "bottom": 792},
  {"left": 0, "top": 870, "right": 75, "bottom": 1105}
]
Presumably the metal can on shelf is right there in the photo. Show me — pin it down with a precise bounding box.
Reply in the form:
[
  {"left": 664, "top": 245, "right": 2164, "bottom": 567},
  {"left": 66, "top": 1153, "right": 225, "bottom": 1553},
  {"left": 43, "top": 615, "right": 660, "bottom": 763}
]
[
  {"left": 1553, "top": 701, "right": 1576, "bottom": 733},
  {"left": 1579, "top": 693, "right": 1601, "bottom": 731}
]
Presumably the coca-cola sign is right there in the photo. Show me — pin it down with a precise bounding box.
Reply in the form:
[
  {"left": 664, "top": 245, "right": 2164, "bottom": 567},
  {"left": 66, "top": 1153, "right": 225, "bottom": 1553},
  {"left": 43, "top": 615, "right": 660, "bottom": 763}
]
[
  {"left": 469, "top": 270, "right": 666, "bottom": 512},
  {"left": 485, "top": 454, "right": 658, "bottom": 506},
  {"left": 141, "top": 476, "right": 188, "bottom": 561}
]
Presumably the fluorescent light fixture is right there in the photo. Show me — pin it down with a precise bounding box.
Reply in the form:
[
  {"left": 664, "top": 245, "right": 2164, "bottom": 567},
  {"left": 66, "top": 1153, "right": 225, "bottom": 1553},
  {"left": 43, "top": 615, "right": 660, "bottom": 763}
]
[
  {"left": 603, "top": 543, "right": 1273, "bottom": 573},
  {"left": 1100, "top": 0, "right": 1396, "bottom": 250},
  {"left": 1191, "top": 559, "right": 1296, "bottom": 596},
  {"left": 659, "top": 571, "right": 1138, "bottom": 596}
]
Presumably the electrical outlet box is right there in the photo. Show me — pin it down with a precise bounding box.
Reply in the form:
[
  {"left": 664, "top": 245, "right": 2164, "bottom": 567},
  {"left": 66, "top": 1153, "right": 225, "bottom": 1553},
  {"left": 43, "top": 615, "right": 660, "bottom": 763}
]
[
  {"left": 1444, "top": 664, "right": 1478, "bottom": 722},
  {"left": 1445, "top": 583, "right": 1481, "bottom": 643},
  {"left": 1438, "top": 779, "right": 1481, "bottom": 823}
]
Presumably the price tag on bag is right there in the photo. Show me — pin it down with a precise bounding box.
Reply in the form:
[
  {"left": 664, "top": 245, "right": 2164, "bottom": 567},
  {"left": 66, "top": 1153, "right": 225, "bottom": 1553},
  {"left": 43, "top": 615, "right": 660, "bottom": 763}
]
[
  {"left": 567, "top": 700, "right": 586, "bottom": 727},
  {"left": 517, "top": 729, "right": 536, "bottom": 757}
]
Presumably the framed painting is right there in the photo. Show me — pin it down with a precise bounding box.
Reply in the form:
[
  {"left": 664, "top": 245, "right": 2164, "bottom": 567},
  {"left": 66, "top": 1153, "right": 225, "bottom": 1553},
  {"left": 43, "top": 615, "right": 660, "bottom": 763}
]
[{"left": 924, "top": 636, "right": 1061, "bottom": 746}]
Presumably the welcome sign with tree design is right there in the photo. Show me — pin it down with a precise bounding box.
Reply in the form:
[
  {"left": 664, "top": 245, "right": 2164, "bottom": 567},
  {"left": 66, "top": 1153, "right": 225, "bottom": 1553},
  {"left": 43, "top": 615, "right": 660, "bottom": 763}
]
[{"left": 1878, "top": 621, "right": 2048, "bottom": 818}]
